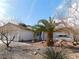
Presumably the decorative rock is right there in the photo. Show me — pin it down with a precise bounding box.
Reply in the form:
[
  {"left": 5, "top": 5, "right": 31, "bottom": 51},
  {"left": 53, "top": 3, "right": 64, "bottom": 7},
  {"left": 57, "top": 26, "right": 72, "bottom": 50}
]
[{"left": 33, "top": 51, "right": 38, "bottom": 55}]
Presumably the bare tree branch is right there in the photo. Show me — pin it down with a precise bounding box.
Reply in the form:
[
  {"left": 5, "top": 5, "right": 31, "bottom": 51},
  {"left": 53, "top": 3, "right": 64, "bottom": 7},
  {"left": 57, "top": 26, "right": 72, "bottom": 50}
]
[{"left": 0, "top": 32, "right": 15, "bottom": 48}]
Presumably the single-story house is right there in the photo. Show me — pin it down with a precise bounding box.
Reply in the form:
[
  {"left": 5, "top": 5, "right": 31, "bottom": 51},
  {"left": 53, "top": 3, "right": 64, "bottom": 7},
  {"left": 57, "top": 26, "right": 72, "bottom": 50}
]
[{"left": 0, "top": 23, "right": 34, "bottom": 42}]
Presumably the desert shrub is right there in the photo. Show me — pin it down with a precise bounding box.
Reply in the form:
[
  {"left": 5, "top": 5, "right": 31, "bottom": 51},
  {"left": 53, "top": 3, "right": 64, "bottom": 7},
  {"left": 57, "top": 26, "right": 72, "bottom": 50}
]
[{"left": 43, "top": 47, "right": 69, "bottom": 59}]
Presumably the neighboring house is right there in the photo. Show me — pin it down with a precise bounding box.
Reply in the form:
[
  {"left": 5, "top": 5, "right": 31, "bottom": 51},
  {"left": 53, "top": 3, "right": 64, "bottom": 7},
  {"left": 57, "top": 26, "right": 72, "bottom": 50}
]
[
  {"left": 0, "top": 23, "right": 34, "bottom": 42},
  {"left": 53, "top": 32, "right": 73, "bottom": 41},
  {"left": 41, "top": 32, "right": 73, "bottom": 41}
]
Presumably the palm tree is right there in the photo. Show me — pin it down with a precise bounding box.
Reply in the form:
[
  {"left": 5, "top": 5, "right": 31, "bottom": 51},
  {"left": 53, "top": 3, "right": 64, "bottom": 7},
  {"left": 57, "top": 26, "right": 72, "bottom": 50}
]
[{"left": 34, "top": 17, "right": 57, "bottom": 46}]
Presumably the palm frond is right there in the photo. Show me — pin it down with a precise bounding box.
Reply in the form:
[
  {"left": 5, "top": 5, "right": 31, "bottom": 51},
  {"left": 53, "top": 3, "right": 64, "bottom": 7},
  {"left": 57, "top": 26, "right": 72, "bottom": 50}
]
[
  {"left": 38, "top": 19, "right": 49, "bottom": 27},
  {"left": 35, "top": 25, "right": 47, "bottom": 32}
]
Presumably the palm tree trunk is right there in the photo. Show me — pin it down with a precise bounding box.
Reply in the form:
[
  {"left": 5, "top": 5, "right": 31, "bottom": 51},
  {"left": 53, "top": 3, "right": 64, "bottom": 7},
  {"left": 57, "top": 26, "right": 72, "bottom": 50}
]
[{"left": 46, "top": 32, "right": 54, "bottom": 46}]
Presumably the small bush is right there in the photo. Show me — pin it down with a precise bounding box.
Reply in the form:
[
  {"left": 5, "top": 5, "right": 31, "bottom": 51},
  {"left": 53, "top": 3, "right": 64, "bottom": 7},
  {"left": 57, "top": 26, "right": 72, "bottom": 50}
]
[{"left": 43, "top": 47, "right": 69, "bottom": 59}]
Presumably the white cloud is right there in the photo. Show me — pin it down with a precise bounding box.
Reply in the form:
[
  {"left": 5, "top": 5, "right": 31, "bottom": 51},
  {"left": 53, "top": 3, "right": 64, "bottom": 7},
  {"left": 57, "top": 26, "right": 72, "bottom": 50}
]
[
  {"left": 57, "top": 5, "right": 63, "bottom": 10},
  {"left": 72, "top": 3, "right": 76, "bottom": 8},
  {"left": 0, "top": 0, "right": 18, "bottom": 25},
  {"left": 0, "top": 0, "right": 9, "bottom": 18}
]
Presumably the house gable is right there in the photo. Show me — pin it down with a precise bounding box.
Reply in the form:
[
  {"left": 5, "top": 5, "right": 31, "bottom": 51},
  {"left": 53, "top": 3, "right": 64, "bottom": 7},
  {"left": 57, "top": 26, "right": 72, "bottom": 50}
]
[{"left": 0, "top": 23, "right": 33, "bottom": 32}]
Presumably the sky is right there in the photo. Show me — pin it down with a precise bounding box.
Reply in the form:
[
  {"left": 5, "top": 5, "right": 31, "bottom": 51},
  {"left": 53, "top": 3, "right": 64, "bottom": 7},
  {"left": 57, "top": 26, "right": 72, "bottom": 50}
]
[{"left": 0, "top": 0, "right": 64, "bottom": 25}]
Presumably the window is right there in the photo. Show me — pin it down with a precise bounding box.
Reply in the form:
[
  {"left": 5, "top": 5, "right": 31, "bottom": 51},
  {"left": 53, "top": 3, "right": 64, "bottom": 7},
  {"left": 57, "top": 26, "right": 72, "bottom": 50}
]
[{"left": 58, "top": 35, "right": 69, "bottom": 38}]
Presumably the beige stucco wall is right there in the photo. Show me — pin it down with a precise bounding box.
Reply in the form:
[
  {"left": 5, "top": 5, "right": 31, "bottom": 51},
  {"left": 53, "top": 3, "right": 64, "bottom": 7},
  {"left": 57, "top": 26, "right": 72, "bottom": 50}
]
[
  {"left": 18, "top": 30, "right": 34, "bottom": 41},
  {"left": 7, "top": 30, "right": 34, "bottom": 42}
]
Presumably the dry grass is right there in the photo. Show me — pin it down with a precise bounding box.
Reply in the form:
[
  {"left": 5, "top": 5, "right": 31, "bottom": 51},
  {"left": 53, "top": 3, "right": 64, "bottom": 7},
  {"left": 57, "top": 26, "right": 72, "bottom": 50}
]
[
  {"left": 32, "top": 41, "right": 79, "bottom": 59},
  {"left": 0, "top": 42, "right": 35, "bottom": 59},
  {"left": 0, "top": 41, "right": 78, "bottom": 59}
]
